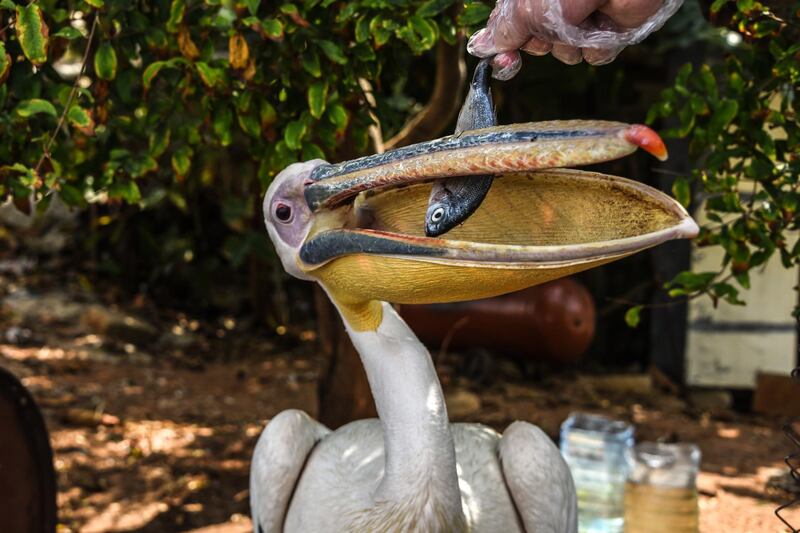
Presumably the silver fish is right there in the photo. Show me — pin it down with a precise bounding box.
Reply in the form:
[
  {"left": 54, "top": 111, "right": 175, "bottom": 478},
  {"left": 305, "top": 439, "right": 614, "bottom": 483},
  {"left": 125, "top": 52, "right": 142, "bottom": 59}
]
[{"left": 425, "top": 58, "right": 497, "bottom": 237}]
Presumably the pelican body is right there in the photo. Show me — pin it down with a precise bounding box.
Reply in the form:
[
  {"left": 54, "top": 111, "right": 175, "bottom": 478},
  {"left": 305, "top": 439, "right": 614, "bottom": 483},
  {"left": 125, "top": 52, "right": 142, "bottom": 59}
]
[{"left": 251, "top": 120, "right": 697, "bottom": 533}]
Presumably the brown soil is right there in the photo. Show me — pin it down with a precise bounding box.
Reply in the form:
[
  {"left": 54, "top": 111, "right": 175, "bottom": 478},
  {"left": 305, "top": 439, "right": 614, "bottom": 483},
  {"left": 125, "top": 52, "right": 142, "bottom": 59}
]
[{"left": 1, "top": 282, "right": 798, "bottom": 532}]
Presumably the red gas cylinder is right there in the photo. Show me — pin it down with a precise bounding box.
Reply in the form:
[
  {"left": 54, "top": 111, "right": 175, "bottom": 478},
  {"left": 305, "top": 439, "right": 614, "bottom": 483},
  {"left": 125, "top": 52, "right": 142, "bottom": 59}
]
[{"left": 399, "top": 278, "right": 595, "bottom": 364}]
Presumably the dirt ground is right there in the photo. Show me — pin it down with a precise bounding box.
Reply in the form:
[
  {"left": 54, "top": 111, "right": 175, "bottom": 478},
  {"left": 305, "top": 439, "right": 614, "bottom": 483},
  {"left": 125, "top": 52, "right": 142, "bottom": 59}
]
[{"left": 1, "top": 277, "right": 799, "bottom": 533}]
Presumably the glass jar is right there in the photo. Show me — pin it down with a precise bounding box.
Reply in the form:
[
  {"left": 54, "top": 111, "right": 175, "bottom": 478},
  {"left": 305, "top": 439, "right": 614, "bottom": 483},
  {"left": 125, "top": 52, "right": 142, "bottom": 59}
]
[
  {"left": 623, "top": 442, "right": 701, "bottom": 533},
  {"left": 560, "top": 412, "right": 635, "bottom": 533}
]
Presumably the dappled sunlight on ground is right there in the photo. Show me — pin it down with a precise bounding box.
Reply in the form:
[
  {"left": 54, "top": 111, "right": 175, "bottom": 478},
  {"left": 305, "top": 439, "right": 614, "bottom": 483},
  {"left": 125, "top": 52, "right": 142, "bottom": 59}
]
[{"left": 0, "top": 281, "right": 798, "bottom": 531}]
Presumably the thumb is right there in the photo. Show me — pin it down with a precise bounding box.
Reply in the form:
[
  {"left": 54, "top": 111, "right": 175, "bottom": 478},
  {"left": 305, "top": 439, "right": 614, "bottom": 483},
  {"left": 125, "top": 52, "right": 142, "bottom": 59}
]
[{"left": 467, "top": 0, "right": 539, "bottom": 57}]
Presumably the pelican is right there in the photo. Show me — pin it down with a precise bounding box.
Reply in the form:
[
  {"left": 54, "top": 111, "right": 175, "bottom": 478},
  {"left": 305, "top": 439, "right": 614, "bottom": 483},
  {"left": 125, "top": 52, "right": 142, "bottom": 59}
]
[{"left": 251, "top": 121, "right": 698, "bottom": 533}]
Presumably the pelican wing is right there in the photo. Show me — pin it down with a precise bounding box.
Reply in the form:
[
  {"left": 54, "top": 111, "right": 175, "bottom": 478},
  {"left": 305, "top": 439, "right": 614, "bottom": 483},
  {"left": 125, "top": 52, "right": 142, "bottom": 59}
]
[
  {"left": 250, "top": 410, "right": 331, "bottom": 533},
  {"left": 499, "top": 422, "right": 578, "bottom": 533}
]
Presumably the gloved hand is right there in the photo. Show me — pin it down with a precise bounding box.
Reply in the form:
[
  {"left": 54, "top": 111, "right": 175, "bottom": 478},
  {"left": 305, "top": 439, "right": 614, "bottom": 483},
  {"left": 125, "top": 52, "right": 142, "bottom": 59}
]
[{"left": 468, "top": 0, "right": 684, "bottom": 79}]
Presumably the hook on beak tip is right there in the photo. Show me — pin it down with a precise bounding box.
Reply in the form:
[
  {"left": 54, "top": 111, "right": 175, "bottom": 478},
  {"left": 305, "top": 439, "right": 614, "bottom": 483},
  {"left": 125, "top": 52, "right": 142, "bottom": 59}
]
[{"left": 624, "top": 124, "right": 668, "bottom": 162}]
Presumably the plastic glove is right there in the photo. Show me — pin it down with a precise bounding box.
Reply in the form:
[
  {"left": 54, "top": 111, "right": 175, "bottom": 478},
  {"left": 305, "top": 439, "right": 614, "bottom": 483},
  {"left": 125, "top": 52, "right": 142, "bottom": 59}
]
[{"left": 468, "top": 0, "right": 684, "bottom": 79}]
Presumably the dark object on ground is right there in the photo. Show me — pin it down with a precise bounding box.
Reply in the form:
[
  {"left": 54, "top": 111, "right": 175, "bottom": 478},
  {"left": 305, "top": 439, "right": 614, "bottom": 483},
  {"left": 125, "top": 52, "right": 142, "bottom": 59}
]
[
  {"left": 775, "top": 365, "right": 800, "bottom": 532},
  {"left": 400, "top": 278, "right": 595, "bottom": 364},
  {"left": 754, "top": 372, "right": 800, "bottom": 417},
  {"left": 0, "top": 366, "right": 58, "bottom": 533}
]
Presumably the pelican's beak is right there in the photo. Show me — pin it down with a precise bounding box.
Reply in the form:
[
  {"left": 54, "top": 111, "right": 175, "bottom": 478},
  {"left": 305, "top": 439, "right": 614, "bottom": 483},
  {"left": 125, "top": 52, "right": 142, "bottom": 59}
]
[{"left": 298, "top": 120, "right": 695, "bottom": 331}]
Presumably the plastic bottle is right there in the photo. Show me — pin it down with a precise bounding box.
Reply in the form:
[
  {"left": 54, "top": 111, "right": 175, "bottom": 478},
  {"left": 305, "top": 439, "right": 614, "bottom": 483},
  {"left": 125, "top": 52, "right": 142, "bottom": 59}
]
[{"left": 560, "top": 412, "right": 635, "bottom": 533}]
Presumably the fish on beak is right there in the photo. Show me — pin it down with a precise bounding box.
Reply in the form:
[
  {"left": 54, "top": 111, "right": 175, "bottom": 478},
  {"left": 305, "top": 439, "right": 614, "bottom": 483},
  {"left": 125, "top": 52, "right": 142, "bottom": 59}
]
[
  {"left": 264, "top": 121, "right": 693, "bottom": 332},
  {"left": 426, "top": 58, "right": 497, "bottom": 237}
]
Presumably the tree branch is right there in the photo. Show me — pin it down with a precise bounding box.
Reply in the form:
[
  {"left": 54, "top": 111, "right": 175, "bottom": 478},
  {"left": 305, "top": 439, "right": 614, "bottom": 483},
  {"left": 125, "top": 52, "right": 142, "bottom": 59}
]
[
  {"left": 357, "top": 77, "right": 385, "bottom": 154},
  {"left": 384, "top": 36, "right": 467, "bottom": 150},
  {"left": 35, "top": 14, "right": 99, "bottom": 175}
]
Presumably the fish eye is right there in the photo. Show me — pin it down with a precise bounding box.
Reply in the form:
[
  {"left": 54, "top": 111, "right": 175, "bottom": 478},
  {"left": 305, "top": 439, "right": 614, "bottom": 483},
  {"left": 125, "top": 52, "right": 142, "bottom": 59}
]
[
  {"left": 430, "top": 207, "right": 445, "bottom": 223},
  {"left": 274, "top": 203, "right": 292, "bottom": 222}
]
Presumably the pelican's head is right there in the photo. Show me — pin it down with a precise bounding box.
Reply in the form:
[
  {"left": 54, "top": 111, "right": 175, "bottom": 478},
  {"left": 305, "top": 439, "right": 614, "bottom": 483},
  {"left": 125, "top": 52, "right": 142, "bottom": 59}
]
[
  {"left": 263, "top": 159, "right": 327, "bottom": 282},
  {"left": 263, "top": 121, "right": 698, "bottom": 331}
]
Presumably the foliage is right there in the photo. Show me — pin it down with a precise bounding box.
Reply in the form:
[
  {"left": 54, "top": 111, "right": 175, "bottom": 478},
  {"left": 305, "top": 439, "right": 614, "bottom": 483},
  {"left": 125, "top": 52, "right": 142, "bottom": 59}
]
[
  {"left": 0, "top": 0, "right": 489, "bottom": 310},
  {"left": 648, "top": 0, "right": 800, "bottom": 314}
]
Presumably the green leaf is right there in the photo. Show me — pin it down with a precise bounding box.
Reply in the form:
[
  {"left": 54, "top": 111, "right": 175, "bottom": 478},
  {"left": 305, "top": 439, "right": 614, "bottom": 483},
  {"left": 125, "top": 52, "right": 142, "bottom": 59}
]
[
  {"left": 169, "top": 191, "right": 188, "bottom": 211},
  {"left": 409, "top": 16, "right": 437, "bottom": 50},
  {"left": 734, "top": 271, "right": 750, "bottom": 290},
  {"left": 53, "top": 26, "right": 83, "bottom": 40},
  {"left": 167, "top": 0, "right": 186, "bottom": 33},
  {"left": 211, "top": 7, "right": 237, "bottom": 29},
  {"left": 327, "top": 102, "right": 348, "bottom": 131},
  {"left": 307, "top": 81, "right": 328, "bottom": 119},
  {"left": 148, "top": 128, "right": 171, "bottom": 158},
  {"left": 317, "top": 40, "right": 347, "bottom": 65},
  {"left": 237, "top": 111, "right": 261, "bottom": 138},
  {"left": 214, "top": 106, "right": 234, "bottom": 146},
  {"left": 677, "top": 103, "right": 695, "bottom": 137},
  {"left": 270, "top": 140, "right": 297, "bottom": 170},
  {"left": 351, "top": 43, "right": 376, "bottom": 62},
  {"left": 625, "top": 305, "right": 642, "bottom": 328},
  {"left": 172, "top": 145, "right": 193, "bottom": 177},
  {"left": 142, "top": 61, "right": 170, "bottom": 90},
  {"left": 109, "top": 180, "right": 142, "bottom": 203},
  {"left": 698, "top": 65, "right": 718, "bottom": 102},
  {"left": 262, "top": 18, "right": 284, "bottom": 39},
  {"left": 59, "top": 183, "right": 84, "bottom": 206},
  {"left": 126, "top": 155, "right": 159, "bottom": 178},
  {"left": 335, "top": 2, "right": 357, "bottom": 23},
  {"left": 710, "top": 0, "right": 729, "bottom": 12},
  {"left": 0, "top": 0, "right": 16, "bottom": 9},
  {"left": 195, "top": 61, "right": 225, "bottom": 88},
  {"left": 16, "top": 98, "right": 57, "bottom": 118},
  {"left": 94, "top": 42, "right": 118, "bottom": 80},
  {"left": 711, "top": 281, "right": 744, "bottom": 305},
  {"left": 355, "top": 16, "right": 370, "bottom": 43},
  {"left": 668, "top": 271, "right": 717, "bottom": 292},
  {"left": 458, "top": 1, "right": 491, "bottom": 26},
  {"left": 302, "top": 142, "right": 325, "bottom": 160},
  {"left": 370, "top": 16, "right": 392, "bottom": 47},
  {"left": 244, "top": 0, "right": 261, "bottom": 15},
  {"left": 398, "top": 26, "right": 422, "bottom": 52},
  {"left": 15, "top": 4, "right": 49, "bottom": 66},
  {"left": 67, "top": 106, "right": 94, "bottom": 134},
  {"left": 260, "top": 99, "right": 277, "bottom": 127},
  {"left": 416, "top": 0, "right": 456, "bottom": 17},
  {"left": 0, "top": 42, "right": 10, "bottom": 85},
  {"left": 145, "top": 28, "right": 168, "bottom": 50},
  {"left": 439, "top": 17, "right": 457, "bottom": 45},
  {"left": 2, "top": 163, "right": 30, "bottom": 174},
  {"left": 672, "top": 177, "right": 691, "bottom": 208},
  {"left": 302, "top": 50, "right": 321, "bottom": 77},
  {"left": 674, "top": 63, "right": 692, "bottom": 94},
  {"left": 84, "top": 0, "right": 104, "bottom": 7},
  {"left": 284, "top": 120, "right": 306, "bottom": 150},
  {"left": 708, "top": 99, "right": 738, "bottom": 137},
  {"left": 689, "top": 94, "right": 707, "bottom": 116}
]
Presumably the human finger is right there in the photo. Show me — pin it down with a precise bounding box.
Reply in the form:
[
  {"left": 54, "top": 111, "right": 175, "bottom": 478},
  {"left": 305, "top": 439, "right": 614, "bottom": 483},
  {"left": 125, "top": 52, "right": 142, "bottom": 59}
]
[
  {"left": 551, "top": 42, "right": 583, "bottom": 64},
  {"left": 521, "top": 36, "right": 553, "bottom": 56},
  {"left": 490, "top": 50, "right": 523, "bottom": 80}
]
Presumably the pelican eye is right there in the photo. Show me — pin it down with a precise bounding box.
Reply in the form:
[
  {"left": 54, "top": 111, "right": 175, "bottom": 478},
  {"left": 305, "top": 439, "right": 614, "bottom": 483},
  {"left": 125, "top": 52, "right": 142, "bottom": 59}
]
[
  {"left": 275, "top": 203, "right": 292, "bottom": 222},
  {"left": 430, "top": 207, "right": 445, "bottom": 223}
]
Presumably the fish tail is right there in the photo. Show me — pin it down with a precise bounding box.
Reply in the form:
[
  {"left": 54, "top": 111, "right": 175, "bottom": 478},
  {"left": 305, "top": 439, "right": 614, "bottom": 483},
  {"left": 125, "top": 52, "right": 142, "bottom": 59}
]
[{"left": 473, "top": 58, "right": 493, "bottom": 88}]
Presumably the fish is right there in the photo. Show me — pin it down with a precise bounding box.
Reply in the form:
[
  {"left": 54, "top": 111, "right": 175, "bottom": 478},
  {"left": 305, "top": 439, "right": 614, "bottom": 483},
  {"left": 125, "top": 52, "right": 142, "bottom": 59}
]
[{"left": 425, "top": 57, "right": 497, "bottom": 237}]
